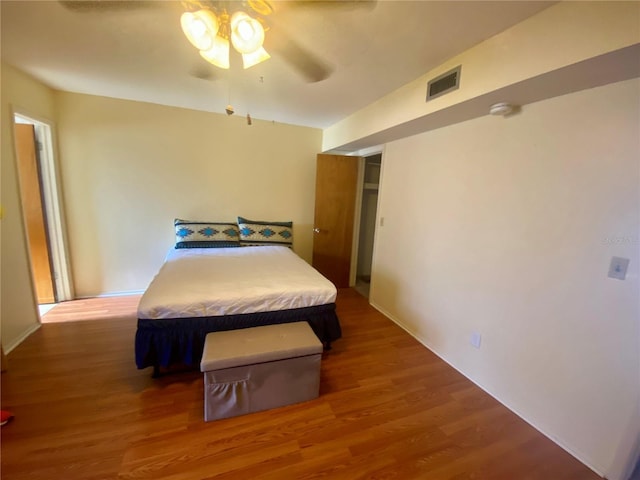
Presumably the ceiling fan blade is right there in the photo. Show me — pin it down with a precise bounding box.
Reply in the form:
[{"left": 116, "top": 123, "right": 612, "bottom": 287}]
[
  {"left": 276, "top": 40, "right": 334, "bottom": 83},
  {"left": 265, "top": 22, "right": 334, "bottom": 83},
  {"left": 189, "top": 64, "right": 219, "bottom": 82},
  {"left": 265, "top": 1, "right": 376, "bottom": 82},
  {"left": 58, "top": 1, "right": 161, "bottom": 13},
  {"left": 280, "top": 0, "right": 377, "bottom": 12}
]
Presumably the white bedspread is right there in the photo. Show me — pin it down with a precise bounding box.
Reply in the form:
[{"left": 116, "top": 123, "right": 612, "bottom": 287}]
[{"left": 137, "top": 246, "right": 337, "bottom": 319}]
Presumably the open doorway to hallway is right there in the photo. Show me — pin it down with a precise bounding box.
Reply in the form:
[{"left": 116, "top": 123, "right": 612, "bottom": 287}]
[{"left": 13, "top": 113, "right": 73, "bottom": 316}]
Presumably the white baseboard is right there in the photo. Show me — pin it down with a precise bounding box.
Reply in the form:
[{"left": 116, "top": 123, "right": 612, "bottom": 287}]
[
  {"left": 74, "top": 290, "right": 145, "bottom": 299},
  {"left": 4, "top": 292, "right": 142, "bottom": 353},
  {"left": 368, "top": 298, "right": 606, "bottom": 479},
  {"left": 4, "top": 322, "right": 41, "bottom": 354}
]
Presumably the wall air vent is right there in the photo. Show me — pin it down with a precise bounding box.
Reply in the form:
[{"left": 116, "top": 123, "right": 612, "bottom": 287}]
[{"left": 426, "top": 65, "right": 461, "bottom": 101}]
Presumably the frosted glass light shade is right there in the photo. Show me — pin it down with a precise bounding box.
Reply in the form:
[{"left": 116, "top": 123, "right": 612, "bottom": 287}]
[
  {"left": 242, "top": 46, "right": 270, "bottom": 69},
  {"left": 200, "top": 36, "right": 230, "bottom": 69},
  {"left": 230, "top": 11, "right": 265, "bottom": 54},
  {"left": 181, "top": 10, "right": 219, "bottom": 51}
]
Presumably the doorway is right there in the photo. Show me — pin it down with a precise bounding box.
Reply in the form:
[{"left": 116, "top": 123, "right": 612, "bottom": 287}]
[
  {"left": 312, "top": 154, "right": 360, "bottom": 288},
  {"left": 354, "top": 154, "right": 381, "bottom": 298},
  {"left": 311, "top": 151, "right": 382, "bottom": 295},
  {"left": 13, "top": 113, "right": 73, "bottom": 313}
]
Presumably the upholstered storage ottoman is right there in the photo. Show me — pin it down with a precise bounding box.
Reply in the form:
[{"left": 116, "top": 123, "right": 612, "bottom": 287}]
[{"left": 200, "top": 322, "right": 323, "bottom": 422}]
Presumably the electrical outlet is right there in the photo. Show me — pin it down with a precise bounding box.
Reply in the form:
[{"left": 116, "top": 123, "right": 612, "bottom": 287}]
[
  {"left": 608, "top": 256, "right": 630, "bottom": 280},
  {"left": 379, "top": 217, "right": 385, "bottom": 227},
  {"left": 470, "top": 331, "right": 481, "bottom": 349}
]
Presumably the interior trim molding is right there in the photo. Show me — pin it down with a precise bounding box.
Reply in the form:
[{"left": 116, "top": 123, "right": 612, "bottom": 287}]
[{"left": 4, "top": 323, "right": 41, "bottom": 354}]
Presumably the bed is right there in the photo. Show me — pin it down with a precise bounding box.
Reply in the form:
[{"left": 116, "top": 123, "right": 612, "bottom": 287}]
[{"left": 135, "top": 245, "right": 341, "bottom": 374}]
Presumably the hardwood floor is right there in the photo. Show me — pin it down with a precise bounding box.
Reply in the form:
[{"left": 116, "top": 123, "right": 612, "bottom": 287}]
[
  {"left": 39, "top": 295, "right": 142, "bottom": 323},
  {"left": 1, "top": 289, "right": 600, "bottom": 479}
]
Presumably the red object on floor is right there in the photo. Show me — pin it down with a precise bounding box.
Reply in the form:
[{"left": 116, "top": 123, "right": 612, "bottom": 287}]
[{"left": 1, "top": 410, "right": 14, "bottom": 426}]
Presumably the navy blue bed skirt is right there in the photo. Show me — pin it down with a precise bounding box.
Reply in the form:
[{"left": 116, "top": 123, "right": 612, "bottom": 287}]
[{"left": 135, "top": 303, "right": 342, "bottom": 370}]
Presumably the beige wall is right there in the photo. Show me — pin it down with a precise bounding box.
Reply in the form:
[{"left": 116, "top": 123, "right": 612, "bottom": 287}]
[
  {"left": 1, "top": 63, "right": 57, "bottom": 351},
  {"left": 371, "top": 79, "right": 640, "bottom": 479},
  {"left": 55, "top": 92, "right": 322, "bottom": 297},
  {"left": 323, "top": 1, "right": 640, "bottom": 151}
]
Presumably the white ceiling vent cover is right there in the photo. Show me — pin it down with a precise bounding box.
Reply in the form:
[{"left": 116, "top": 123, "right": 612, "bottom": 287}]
[{"left": 426, "top": 65, "right": 461, "bottom": 101}]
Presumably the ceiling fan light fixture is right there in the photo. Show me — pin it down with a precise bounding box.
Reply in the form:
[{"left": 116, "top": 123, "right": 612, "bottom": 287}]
[
  {"left": 181, "top": 3, "right": 272, "bottom": 70},
  {"left": 230, "top": 11, "right": 265, "bottom": 54},
  {"left": 200, "top": 36, "right": 230, "bottom": 69},
  {"left": 242, "top": 46, "right": 270, "bottom": 69},
  {"left": 181, "top": 10, "right": 219, "bottom": 51}
]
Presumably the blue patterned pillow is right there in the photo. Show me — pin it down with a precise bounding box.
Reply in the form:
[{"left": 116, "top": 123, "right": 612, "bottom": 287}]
[
  {"left": 237, "top": 216, "right": 293, "bottom": 247},
  {"left": 174, "top": 219, "right": 240, "bottom": 249}
]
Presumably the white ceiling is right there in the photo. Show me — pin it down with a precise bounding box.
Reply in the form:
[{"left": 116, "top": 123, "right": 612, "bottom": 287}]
[{"left": 1, "top": 1, "right": 555, "bottom": 129}]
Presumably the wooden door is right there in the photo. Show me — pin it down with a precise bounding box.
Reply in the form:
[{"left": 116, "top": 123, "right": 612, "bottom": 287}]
[
  {"left": 312, "top": 154, "right": 360, "bottom": 288},
  {"left": 15, "top": 124, "right": 55, "bottom": 304}
]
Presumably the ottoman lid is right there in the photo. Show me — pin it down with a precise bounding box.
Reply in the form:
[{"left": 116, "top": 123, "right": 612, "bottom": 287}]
[{"left": 200, "top": 322, "right": 323, "bottom": 372}]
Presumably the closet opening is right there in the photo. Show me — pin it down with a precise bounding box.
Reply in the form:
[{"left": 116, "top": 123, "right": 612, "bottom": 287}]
[{"left": 354, "top": 153, "right": 381, "bottom": 298}]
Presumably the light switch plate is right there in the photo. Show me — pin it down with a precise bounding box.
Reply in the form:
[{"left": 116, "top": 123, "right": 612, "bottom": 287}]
[
  {"left": 608, "top": 256, "right": 629, "bottom": 280},
  {"left": 470, "top": 331, "right": 481, "bottom": 349}
]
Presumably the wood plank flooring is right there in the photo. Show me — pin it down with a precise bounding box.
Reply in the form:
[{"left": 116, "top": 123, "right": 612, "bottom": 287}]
[
  {"left": 1, "top": 289, "right": 601, "bottom": 479},
  {"left": 39, "top": 295, "right": 142, "bottom": 323}
]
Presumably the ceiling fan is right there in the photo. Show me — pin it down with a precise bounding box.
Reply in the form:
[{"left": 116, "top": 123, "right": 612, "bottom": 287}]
[
  {"left": 180, "top": 1, "right": 273, "bottom": 70},
  {"left": 59, "top": 0, "right": 375, "bottom": 83}
]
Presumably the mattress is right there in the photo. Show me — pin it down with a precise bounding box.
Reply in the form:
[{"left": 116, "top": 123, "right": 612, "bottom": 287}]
[{"left": 137, "top": 246, "right": 337, "bottom": 320}]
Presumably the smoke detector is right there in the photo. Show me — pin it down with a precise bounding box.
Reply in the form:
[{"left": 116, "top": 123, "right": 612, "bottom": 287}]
[{"left": 489, "top": 102, "right": 515, "bottom": 116}]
